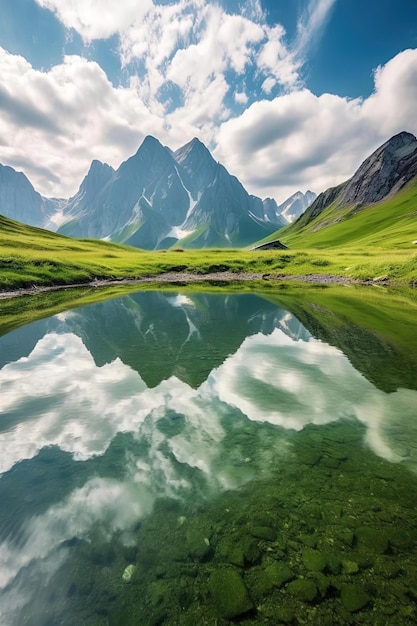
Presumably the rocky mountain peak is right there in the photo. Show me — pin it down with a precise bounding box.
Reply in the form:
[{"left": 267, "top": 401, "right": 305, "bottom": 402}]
[
  {"left": 340, "top": 131, "right": 417, "bottom": 206},
  {"left": 141, "top": 135, "right": 163, "bottom": 149},
  {"left": 0, "top": 163, "right": 58, "bottom": 226},
  {"left": 277, "top": 190, "right": 317, "bottom": 222},
  {"left": 174, "top": 136, "right": 215, "bottom": 166},
  {"left": 86, "top": 159, "right": 114, "bottom": 180},
  {"left": 129, "top": 135, "right": 168, "bottom": 164},
  {"left": 76, "top": 160, "right": 114, "bottom": 197},
  {"left": 291, "top": 131, "right": 417, "bottom": 232}
]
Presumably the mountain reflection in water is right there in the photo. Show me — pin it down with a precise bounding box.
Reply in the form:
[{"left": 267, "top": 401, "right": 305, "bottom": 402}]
[{"left": 0, "top": 290, "right": 417, "bottom": 625}]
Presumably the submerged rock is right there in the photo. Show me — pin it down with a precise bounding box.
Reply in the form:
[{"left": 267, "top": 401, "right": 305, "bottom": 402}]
[
  {"left": 264, "top": 562, "right": 295, "bottom": 588},
  {"left": 250, "top": 526, "right": 276, "bottom": 541},
  {"left": 287, "top": 579, "right": 318, "bottom": 603},
  {"left": 341, "top": 584, "right": 370, "bottom": 612},
  {"left": 342, "top": 559, "right": 359, "bottom": 575},
  {"left": 355, "top": 527, "right": 389, "bottom": 554},
  {"left": 208, "top": 569, "right": 254, "bottom": 619},
  {"left": 301, "top": 548, "right": 327, "bottom": 572},
  {"left": 185, "top": 528, "right": 212, "bottom": 561},
  {"left": 225, "top": 536, "right": 261, "bottom": 567},
  {"left": 122, "top": 564, "right": 137, "bottom": 582}
]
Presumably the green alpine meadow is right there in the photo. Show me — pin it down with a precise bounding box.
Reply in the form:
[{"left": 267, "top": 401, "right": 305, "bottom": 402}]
[{"left": 1, "top": 179, "right": 416, "bottom": 292}]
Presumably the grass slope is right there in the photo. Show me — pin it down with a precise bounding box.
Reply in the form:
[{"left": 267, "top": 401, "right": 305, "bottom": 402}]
[
  {"left": 1, "top": 204, "right": 417, "bottom": 292},
  {"left": 273, "top": 179, "right": 417, "bottom": 249}
]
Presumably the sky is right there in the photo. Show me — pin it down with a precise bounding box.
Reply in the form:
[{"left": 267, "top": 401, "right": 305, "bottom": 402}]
[{"left": 0, "top": 0, "right": 416, "bottom": 203}]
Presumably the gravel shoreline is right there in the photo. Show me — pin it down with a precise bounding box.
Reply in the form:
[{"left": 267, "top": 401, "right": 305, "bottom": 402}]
[{"left": 0, "top": 271, "right": 385, "bottom": 300}]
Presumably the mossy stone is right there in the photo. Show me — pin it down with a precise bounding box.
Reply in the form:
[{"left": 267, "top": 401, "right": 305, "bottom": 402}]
[
  {"left": 241, "top": 536, "right": 261, "bottom": 564},
  {"left": 338, "top": 530, "right": 354, "bottom": 547},
  {"left": 185, "top": 528, "right": 211, "bottom": 561},
  {"left": 228, "top": 546, "right": 245, "bottom": 567},
  {"left": 302, "top": 549, "right": 326, "bottom": 572},
  {"left": 287, "top": 579, "right": 318, "bottom": 603},
  {"left": 310, "top": 572, "right": 331, "bottom": 598},
  {"left": 320, "top": 456, "right": 340, "bottom": 469},
  {"left": 208, "top": 569, "right": 254, "bottom": 619},
  {"left": 341, "top": 584, "right": 370, "bottom": 612},
  {"left": 150, "top": 581, "right": 170, "bottom": 606},
  {"left": 220, "top": 535, "right": 260, "bottom": 567},
  {"left": 264, "top": 562, "right": 295, "bottom": 588},
  {"left": 355, "top": 527, "right": 389, "bottom": 554},
  {"left": 250, "top": 526, "right": 276, "bottom": 541},
  {"left": 385, "top": 528, "right": 413, "bottom": 550},
  {"left": 323, "top": 552, "right": 342, "bottom": 575},
  {"left": 108, "top": 604, "right": 132, "bottom": 626},
  {"left": 252, "top": 513, "right": 275, "bottom": 528},
  {"left": 342, "top": 559, "right": 359, "bottom": 575}
]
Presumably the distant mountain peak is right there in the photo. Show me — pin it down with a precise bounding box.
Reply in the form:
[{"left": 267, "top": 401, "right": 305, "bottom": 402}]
[
  {"left": 142, "top": 134, "right": 162, "bottom": 147},
  {"left": 132, "top": 135, "right": 166, "bottom": 160},
  {"left": 385, "top": 130, "right": 416, "bottom": 148},
  {"left": 87, "top": 159, "right": 114, "bottom": 176},
  {"left": 290, "top": 130, "right": 417, "bottom": 232},
  {"left": 190, "top": 136, "right": 204, "bottom": 146},
  {"left": 276, "top": 190, "right": 317, "bottom": 223},
  {"left": 0, "top": 162, "right": 58, "bottom": 226},
  {"left": 71, "top": 159, "right": 114, "bottom": 196},
  {"left": 339, "top": 130, "right": 417, "bottom": 207},
  {"left": 174, "top": 136, "right": 214, "bottom": 165}
]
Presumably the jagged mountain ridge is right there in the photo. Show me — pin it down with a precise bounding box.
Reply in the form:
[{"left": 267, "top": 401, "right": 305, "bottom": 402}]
[
  {"left": 0, "top": 163, "right": 61, "bottom": 229},
  {"left": 291, "top": 131, "right": 417, "bottom": 233},
  {"left": 0, "top": 136, "right": 315, "bottom": 250},
  {"left": 277, "top": 190, "right": 317, "bottom": 222},
  {"left": 59, "top": 136, "right": 283, "bottom": 249}
]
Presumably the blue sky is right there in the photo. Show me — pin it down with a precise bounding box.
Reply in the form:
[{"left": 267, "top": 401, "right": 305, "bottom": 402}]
[{"left": 0, "top": 0, "right": 416, "bottom": 201}]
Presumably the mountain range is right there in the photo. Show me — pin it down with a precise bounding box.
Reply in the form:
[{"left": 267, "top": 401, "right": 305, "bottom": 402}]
[{"left": 0, "top": 137, "right": 315, "bottom": 250}]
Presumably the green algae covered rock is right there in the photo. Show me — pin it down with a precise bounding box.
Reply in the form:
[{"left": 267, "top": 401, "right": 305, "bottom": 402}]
[
  {"left": 341, "top": 584, "right": 370, "bottom": 612},
  {"left": 301, "top": 549, "right": 326, "bottom": 572},
  {"left": 342, "top": 559, "right": 359, "bottom": 575},
  {"left": 355, "top": 527, "right": 389, "bottom": 554},
  {"left": 217, "top": 534, "right": 261, "bottom": 567},
  {"left": 185, "top": 528, "right": 212, "bottom": 561},
  {"left": 323, "top": 552, "right": 342, "bottom": 575},
  {"left": 208, "top": 568, "right": 254, "bottom": 618},
  {"left": 287, "top": 579, "right": 318, "bottom": 603},
  {"left": 264, "top": 562, "right": 295, "bottom": 588},
  {"left": 250, "top": 525, "right": 276, "bottom": 541},
  {"left": 209, "top": 569, "right": 254, "bottom": 619}
]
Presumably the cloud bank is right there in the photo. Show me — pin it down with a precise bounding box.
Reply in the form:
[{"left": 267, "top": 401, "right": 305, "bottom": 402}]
[{"left": 0, "top": 1, "right": 415, "bottom": 201}]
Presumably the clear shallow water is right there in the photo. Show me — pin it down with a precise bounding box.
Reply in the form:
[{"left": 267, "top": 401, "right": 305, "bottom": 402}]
[{"left": 0, "top": 290, "right": 417, "bottom": 624}]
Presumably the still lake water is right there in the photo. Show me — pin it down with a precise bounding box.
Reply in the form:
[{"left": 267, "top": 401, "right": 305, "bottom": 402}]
[{"left": 1, "top": 288, "right": 417, "bottom": 625}]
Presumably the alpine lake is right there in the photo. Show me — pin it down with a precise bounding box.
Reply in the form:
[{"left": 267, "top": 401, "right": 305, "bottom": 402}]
[{"left": 1, "top": 282, "right": 417, "bottom": 626}]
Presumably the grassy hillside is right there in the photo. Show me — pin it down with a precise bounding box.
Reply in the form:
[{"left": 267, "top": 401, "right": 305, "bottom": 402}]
[
  {"left": 0, "top": 208, "right": 416, "bottom": 292},
  {"left": 278, "top": 179, "right": 417, "bottom": 249}
]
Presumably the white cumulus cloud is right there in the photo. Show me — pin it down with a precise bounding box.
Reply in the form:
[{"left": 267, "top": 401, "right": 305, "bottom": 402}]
[
  {"left": 1, "top": 1, "right": 416, "bottom": 202},
  {"left": 215, "top": 49, "right": 417, "bottom": 200},
  {"left": 35, "top": 0, "right": 153, "bottom": 41}
]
